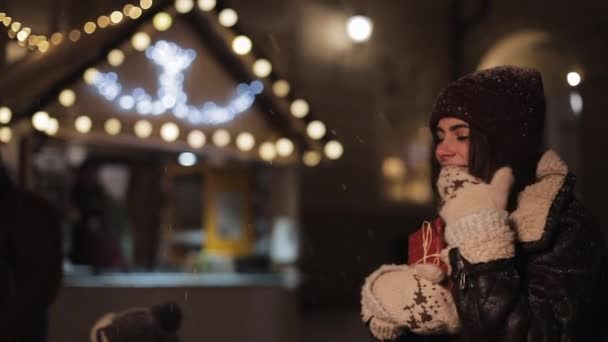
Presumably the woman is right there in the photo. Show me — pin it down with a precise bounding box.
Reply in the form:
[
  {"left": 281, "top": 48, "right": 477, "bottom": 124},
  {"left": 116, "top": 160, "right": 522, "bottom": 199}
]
[{"left": 361, "top": 66, "right": 608, "bottom": 341}]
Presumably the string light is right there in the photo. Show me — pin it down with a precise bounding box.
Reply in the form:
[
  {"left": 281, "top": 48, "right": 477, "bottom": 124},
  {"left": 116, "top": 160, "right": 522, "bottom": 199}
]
[
  {"left": 306, "top": 120, "right": 326, "bottom": 140},
  {"left": 290, "top": 99, "right": 309, "bottom": 118},
  {"left": 212, "top": 129, "right": 231, "bottom": 147},
  {"left": 129, "top": 7, "right": 143, "bottom": 19},
  {"left": 0, "top": 127, "right": 11, "bottom": 143},
  {"left": 198, "top": 0, "right": 216, "bottom": 11},
  {"left": 59, "top": 89, "right": 76, "bottom": 107},
  {"left": 131, "top": 32, "right": 151, "bottom": 51},
  {"left": 153, "top": 12, "right": 173, "bottom": 31},
  {"left": 140, "top": 0, "right": 153, "bottom": 10},
  {"left": 134, "top": 119, "right": 153, "bottom": 138},
  {"left": 98, "top": 16, "right": 110, "bottom": 28},
  {"left": 68, "top": 30, "right": 81, "bottom": 42},
  {"left": 187, "top": 130, "right": 206, "bottom": 148},
  {"left": 45, "top": 117, "right": 59, "bottom": 135},
  {"left": 160, "top": 122, "right": 180, "bottom": 142},
  {"left": 105, "top": 118, "right": 122, "bottom": 135},
  {"left": 232, "top": 35, "right": 252, "bottom": 55},
  {"left": 275, "top": 138, "right": 294, "bottom": 157},
  {"left": 32, "top": 111, "right": 50, "bottom": 131},
  {"left": 37, "top": 40, "right": 49, "bottom": 52},
  {"left": 83, "top": 68, "right": 100, "bottom": 85},
  {"left": 253, "top": 59, "right": 272, "bottom": 78},
  {"left": 0, "top": 2, "right": 155, "bottom": 51},
  {"left": 324, "top": 140, "right": 343, "bottom": 160},
  {"left": 107, "top": 49, "right": 125, "bottom": 66},
  {"left": 16, "top": 27, "right": 30, "bottom": 42},
  {"left": 259, "top": 142, "right": 276, "bottom": 161},
  {"left": 272, "top": 80, "right": 290, "bottom": 97},
  {"left": 50, "top": 32, "right": 63, "bottom": 45},
  {"left": 75, "top": 115, "right": 92, "bottom": 133},
  {"left": 236, "top": 132, "right": 255, "bottom": 151},
  {"left": 92, "top": 40, "right": 264, "bottom": 125},
  {"left": 218, "top": 9, "right": 238, "bottom": 27},
  {"left": 303, "top": 151, "right": 321, "bottom": 167},
  {"left": 0, "top": 107, "right": 12, "bottom": 124},
  {"left": 123, "top": 4, "right": 135, "bottom": 16},
  {"left": 110, "top": 11, "right": 124, "bottom": 24},
  {"left": 175, "top": 0, "right": 194, "bottom": 13},
  {"left": 84, "top": 22, "right": 96, "bottom": 34}
]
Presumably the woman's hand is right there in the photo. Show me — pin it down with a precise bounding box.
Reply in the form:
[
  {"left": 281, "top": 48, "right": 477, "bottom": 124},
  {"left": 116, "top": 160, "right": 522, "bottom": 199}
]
[
  {"left": 437, "top": 166, "right": 514, "bottom": 225},
  {"left": 436, "top": 166, "right": 516, "bottom": 264},
  {"left": 361, "top": 264, "right": 460, "bottom": 340}
]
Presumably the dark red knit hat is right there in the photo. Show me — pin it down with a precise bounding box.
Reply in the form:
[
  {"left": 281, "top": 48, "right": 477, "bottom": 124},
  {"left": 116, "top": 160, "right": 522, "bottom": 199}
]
[{"left": 429, "top": 66, "right": 546, "bottom": 163}]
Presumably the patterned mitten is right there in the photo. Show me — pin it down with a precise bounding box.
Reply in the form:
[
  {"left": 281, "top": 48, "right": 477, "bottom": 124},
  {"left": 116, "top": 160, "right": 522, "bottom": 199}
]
[
  {"left": 361, "top": 264, "right": 460, "bottom": 340},
  {"left": 437, "top": 166, "right": 515, "bottom": 263}
]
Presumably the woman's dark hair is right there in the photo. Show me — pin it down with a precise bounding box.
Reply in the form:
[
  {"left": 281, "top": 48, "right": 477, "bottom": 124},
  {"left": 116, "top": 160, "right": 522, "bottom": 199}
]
[{"left": 431, "top": 123, "right": 541, "bottom": 212}]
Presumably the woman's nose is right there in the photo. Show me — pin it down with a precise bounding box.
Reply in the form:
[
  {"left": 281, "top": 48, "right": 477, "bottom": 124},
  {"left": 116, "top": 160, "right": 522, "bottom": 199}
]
[{"left": 436, "top": 141, "right": 455, "bottom": 158}]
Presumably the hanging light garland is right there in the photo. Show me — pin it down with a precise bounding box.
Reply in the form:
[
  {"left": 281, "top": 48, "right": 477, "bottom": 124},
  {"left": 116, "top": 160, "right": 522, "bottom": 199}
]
[
  {"left": 90, "top": 40, "right": 264, "bottom": 125},
  {"left": 0, "top": 1, "right": 155, "bottom": 53},
  {"left": 0, "top": 0, "right": 342, "bottom": 165}
]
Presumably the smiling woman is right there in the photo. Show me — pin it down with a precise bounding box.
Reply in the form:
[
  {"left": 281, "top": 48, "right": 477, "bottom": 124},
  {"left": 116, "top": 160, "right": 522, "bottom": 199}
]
[{"left": 361, "top": 66, "right": 608, "bottom": 342}]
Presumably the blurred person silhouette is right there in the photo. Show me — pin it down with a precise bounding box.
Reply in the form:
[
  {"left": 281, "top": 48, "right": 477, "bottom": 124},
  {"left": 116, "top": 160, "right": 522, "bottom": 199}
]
[{"left": 0, "top": 158, "right": 63, "bottom": 342}]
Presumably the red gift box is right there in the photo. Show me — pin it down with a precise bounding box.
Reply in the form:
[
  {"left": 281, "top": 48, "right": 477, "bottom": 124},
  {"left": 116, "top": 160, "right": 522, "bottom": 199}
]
[{"left": 408, "top": 217, "right": 449, "bottom": 275}]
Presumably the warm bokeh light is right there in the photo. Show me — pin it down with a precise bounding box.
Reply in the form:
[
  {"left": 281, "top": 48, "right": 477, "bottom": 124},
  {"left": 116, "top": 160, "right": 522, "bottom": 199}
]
[
  {"left": 83, "top": 68, "right": 99, "bottom": 85},
  {"left": 0, "top": 107, "right": 12, "bottom": 124},
  {"left": 567, "top": 71, "right": 581, "bottom": 87},
  {"left": 219, "top": 8, "right": 238, "bottom": 27},
  {"left": 153, "top": 12, "right": 172, "bottom": 31},
  {"left": 272, "top": 80, "right": 290, "bottom": 97},
  {"left": 134, "top": 120, "right": 153, "bottom": 138},
  {"left": 306, "top": 120, "right": 326, "bottom": 140},
  {"left": 84, "top": 22, "right": 96, "bottom": 34},
  {"left": 160, "top": 122, "right": 180, "bottom": 142},
  {"left": 259, "top": 142, "right": 276, "bottom": 161},
  {"left": 346, "top": 15, "right": 373, "bottom": 42},
  {"left": 275, "top": 138, "right": 294, "bottom": 157},
  {"left": 212, "top": 129, "right": 231, "bottom": 147},
  {"left": 198, "top": 0, "right": 216, "bottom": 11},
  {"left": 236, "top": 132, "right": 255, "bottom": 151},
  {"left": 382, "top": 157, "right": 407, "bottom": 179},
  {"left": 59, "top": 89, "right": 76, "bottom": 107},
  {"left": 324, "top": 140, "right": 344, "bottom": 160},
  {"left": 187, "top": 130, "right": 206, "bottom": 148},
  {"left": 303, "top": 151, "right": 321, "bottom": 167},
  {"left": 131, "top": 32, "right": 151, "bottom": 51},
  {"left": 0, "top": 127, "right": 11, "bottom": 143},
  {"left": 175, "top": 0, "right": 194, "bottom": 13},
  {"left": 232, "top": 35, "right": 252, "bottom": 55},
  {"left": 107, "top": 49, "right": 125, "bottom": 66},
  {"left": 104, "top": 118, "right": 122, "bottom": 135},
  {"left": 253, "top": 59, "right": 272, "bottom": 78},
  {"left": 75, "top": 115, "right": 92, "bottom": 133},
  {"left": 32, "top": 111, "right": 50, "bottom": 131},
  {"left": 290, "top": 99, "right": 309, "bottom": 118}
]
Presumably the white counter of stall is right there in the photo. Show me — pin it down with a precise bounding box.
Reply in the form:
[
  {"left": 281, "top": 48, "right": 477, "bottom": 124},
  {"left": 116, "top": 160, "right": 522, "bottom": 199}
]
[{"left": 48, "top": 271, "right": 299, "bottom": 342}]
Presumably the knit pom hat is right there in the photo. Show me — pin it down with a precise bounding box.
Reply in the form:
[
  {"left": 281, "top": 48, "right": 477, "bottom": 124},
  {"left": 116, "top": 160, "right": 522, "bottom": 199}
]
[
  {"left": 430, "top": 66, "right": 546, "bottom": 165},
  {"left": 90, "top": 302, "right": 182, "bottom": 342}
]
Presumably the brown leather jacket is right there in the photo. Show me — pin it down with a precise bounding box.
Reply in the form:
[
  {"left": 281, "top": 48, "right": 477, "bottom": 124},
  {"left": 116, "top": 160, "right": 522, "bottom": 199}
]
[{"left": 370, "top": 174, "right": 608, "bottom": 342}]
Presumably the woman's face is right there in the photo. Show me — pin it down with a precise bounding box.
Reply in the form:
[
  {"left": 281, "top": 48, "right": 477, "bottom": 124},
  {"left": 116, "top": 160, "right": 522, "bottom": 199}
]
[{"left": 435, "top": 117, "right": 470, "bottom": 168}]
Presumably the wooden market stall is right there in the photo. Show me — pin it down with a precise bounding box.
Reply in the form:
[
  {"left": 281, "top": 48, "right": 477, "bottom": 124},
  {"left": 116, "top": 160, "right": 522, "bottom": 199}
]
[{"left": 0, "top": 1, "right": 339, "bottom": 341}]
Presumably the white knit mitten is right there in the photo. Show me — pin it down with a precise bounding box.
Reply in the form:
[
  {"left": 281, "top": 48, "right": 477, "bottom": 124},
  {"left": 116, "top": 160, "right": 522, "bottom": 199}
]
[
  {"left": 361, "top": 264, "right": 460, "bottom": 340},
  {"left": 437, "top": 166, "right": 515, "bottom": 263}
]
